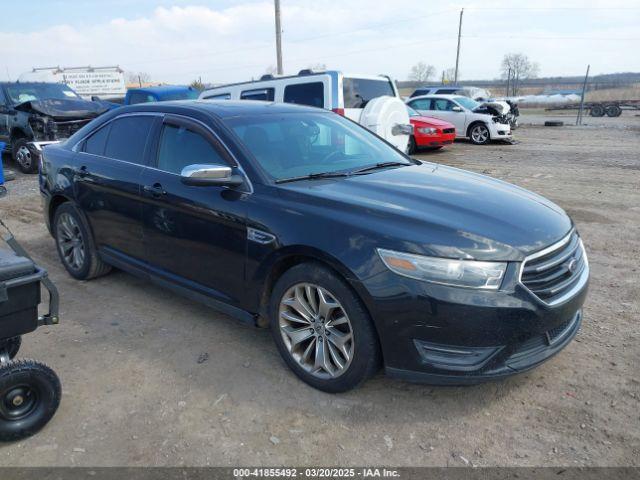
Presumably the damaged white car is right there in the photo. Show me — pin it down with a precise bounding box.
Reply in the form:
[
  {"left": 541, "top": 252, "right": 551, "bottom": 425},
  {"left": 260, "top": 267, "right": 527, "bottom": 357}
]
[{"left": 406, "top": 94, "right": 512, "bottom": 145}]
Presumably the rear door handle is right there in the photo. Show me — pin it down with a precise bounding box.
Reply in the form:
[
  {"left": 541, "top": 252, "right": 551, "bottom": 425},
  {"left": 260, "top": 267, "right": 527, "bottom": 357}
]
[{"left": 143, "top": 183, "right": 166, "bottom": 198}]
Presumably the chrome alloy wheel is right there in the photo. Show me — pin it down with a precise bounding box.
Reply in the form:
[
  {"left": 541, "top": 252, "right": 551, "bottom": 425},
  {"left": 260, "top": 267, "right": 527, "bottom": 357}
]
[
  {"left": 15, "top": 145, "right": 32, "bottom": 170},
  {"left": 471, "top": 124, "right": 489, "bottom": 143},
  {"left": 279, "top": 283, "right": 354, "bottom": 379},
  {"left": 56, "top": 213, "right": 85, "bottom": 271}
]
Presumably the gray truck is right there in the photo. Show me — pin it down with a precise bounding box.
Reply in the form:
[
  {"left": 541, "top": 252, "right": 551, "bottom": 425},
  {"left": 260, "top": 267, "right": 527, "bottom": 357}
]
[{"left": 0, "top": 82, "right": 110, "bottom": 173}]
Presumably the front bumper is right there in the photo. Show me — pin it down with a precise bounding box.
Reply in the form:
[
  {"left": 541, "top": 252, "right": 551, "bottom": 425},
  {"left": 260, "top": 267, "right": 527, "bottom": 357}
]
[
  {"left": 360, "top": 262, "right": 588, "bottom": 385},
  {"left": 415, "top": 132, "right": 456, "bottom": 148},
  {"left": 488, "top": 122, "right": 512, "bottom": 139}
]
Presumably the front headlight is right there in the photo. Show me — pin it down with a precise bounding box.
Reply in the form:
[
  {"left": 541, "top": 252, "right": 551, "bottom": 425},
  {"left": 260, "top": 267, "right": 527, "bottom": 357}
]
[
  {"left": 417, "top": 127, "right": 438, "bottom": 134},
  {"left": 377, "top": 248, "right": 507, "bottom": 290}
]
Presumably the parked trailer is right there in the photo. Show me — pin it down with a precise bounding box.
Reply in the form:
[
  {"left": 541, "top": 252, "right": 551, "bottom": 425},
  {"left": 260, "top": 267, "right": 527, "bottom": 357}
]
[{"left": 546, "top": 100, "right": 640, "bottom": 117}]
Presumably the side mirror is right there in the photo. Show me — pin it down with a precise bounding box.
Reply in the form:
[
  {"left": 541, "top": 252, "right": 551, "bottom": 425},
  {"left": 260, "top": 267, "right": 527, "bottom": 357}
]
[
  {"left": 180, "top": 164, "right": 244, "bottom": 187},
  {"left": 452, "top": 106, "right": 463, "bottom": 112}
]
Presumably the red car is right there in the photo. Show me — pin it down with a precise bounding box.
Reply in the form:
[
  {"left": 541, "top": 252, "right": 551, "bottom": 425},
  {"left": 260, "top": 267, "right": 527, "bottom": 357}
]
[{"left": 407, "top": 106, "right": 456, "bottom": 154}]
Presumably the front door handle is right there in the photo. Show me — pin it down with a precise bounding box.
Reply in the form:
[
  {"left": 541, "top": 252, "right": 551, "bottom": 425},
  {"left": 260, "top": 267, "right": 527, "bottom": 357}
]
[
  {"left": 143, "top": 183, "right": 166, "bottom": 198},
  {"left": 77, "top": 165, "right": 89, "bottom": 177}
]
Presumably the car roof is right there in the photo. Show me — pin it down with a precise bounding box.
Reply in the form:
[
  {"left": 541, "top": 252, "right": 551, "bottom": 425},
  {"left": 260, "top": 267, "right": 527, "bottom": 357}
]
[
  {"left": 120, "top": 99, "right": 326, "bottom": 118},
  {"left": 407, "top": 94, "right": 465, "bottom": 101},
  {"left": 128, "top": 85, "right": 195, "bottom": 95}
]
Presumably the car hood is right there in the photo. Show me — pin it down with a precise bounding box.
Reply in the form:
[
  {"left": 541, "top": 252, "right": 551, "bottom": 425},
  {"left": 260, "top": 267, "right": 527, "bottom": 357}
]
[
  {"left": 278, "top": 163, "right": 572, "bottom": 261},
  {"left": 410, "top": 115, "right": 455, "bottom": 129},
  {"left": 14, "top": 98, "right": 110, "bottom": 120},
  {"left": 473, "top": 101, "right": 510, "bottom": 116}
]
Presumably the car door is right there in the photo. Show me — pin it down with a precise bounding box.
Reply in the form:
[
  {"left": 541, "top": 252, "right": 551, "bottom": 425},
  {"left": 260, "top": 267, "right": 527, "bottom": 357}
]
[
  {"left": 140, "top": 114, "right": 248, "bottom": 307},
  {"left": 74, "top": 113, "right": 156, "bottom": 263}
]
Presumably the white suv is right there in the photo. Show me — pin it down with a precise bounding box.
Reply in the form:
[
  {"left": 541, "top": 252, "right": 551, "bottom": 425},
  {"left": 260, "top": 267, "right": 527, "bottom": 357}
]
[
  {"left": 406, "top": 94, "right": 511, "bottom": 145},
  {"left": 199, "top": 70, "right": 412, "bottom": 151}
]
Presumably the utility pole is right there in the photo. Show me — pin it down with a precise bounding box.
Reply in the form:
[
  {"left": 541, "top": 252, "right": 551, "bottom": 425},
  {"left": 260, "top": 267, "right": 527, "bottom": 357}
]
[
  {"left": 506, "top": 68, "right": 511, "bottom": 97},
  {"left": 576, "top": 64, "right": 590, "bottom": 126},
  {"left": 454, "top": 8, "right": 464, "bottom": 84},
  {"left": 274, "top": 0, "right": 283, "bottom": 75}
]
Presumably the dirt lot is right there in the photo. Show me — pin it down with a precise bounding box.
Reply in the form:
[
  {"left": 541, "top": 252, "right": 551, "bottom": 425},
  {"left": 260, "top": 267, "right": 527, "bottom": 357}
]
[{"left": 0, "top": 111, "right": 638, "bottom": 467}]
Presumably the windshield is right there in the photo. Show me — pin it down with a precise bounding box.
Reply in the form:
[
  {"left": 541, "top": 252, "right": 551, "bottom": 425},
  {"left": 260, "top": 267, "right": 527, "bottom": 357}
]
[
  {"left": 5, "top": 83, "right": 81, "bottom": 105},
  {"left": 454, "top": 96, "right": 480, "bottom": 111},
  {"left": 226, "top": 112, "right": 411, "bottom": 181}
]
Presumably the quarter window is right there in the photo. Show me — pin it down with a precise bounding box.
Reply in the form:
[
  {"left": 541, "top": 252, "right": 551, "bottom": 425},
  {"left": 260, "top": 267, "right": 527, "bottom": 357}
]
[
  {"left": 203, "top": 93, "right": 231, "bottom": 100},
  {"left": 83, "top": 124, "right": 111, "bottom": 156},
  {"left": 240, "top": 88, "right": 275, "bottom": 101},
  {"left": 103, "top": 116, "right": 154, "bottom": 164},
  {"left": 283, "top": 82, "right": 324, "bottom": 108},
  {"left": 157, "top": 124, "right": 227, "bottom": 175},
  {"left": 343, "top": 78, "right": 395, "bottom": 108}
]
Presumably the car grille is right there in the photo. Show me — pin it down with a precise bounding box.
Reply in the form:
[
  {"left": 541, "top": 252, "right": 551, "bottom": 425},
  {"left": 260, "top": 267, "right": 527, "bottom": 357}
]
[
  {"left": 442, "top": 128, "right": 455, "bottom": 134},
  {"left": 520, "top": 231, "right": 588, "bottom": 305}
]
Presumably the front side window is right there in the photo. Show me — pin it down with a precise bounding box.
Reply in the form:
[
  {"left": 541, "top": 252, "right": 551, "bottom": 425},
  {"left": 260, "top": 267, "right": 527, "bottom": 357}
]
[
  {"left": 408, "top": 99, "right": 431, "bottom": 110},
  {"left": 103, "top": 116, "right": 154, "bottom": 164},
  {"left": 157, "top": 124, "right": 227, "bottom": 175},
  {"left": 432, "top": 99, "right": 454, "bottom": 111},
  {"left": 241, "top": 88, "right": 275, "bottom": 101},
  {"left": 283, "top": 83, "right": 324, "bottom": 108},
  {"left": 343, "top": 77, "right": 395, "bottom": 108},
  {"left": 226, "top": 112, "right": 411, "bottom": 181}
]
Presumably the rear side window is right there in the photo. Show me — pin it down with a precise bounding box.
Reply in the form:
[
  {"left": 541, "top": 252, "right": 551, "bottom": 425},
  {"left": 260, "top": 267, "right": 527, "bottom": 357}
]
[
  {"left": 128, "top": 92, "right": 155, "bottom": 104},
  {"left": 104, "top": 116, "right": 154, "bottom": 164},
  {"left": 240, "top": 88, "right": 275, "bottom": 101},
  {"left": 408, "top": 99, "right": 431, "bottom": 110},
  {"left": 203, "top": 93, "right": 231, "bottom": 100},
  {"left": 343, "top": 78, "right": 395, "bottom": 108},
  {"left": 157, "top": 124, "right": 227, "bottom": 175},
  {"left": 83, "top": 124, "right": 111, "bottom": 156},
  {"left": 283, "top": 82, "right": 324, "bottom": 108}
]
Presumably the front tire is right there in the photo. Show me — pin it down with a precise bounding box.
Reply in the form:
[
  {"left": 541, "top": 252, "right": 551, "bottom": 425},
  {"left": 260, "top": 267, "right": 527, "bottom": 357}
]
[
  {"left": 407, "top": 136, "right": 417, "bottom": 155},
  {"left": 269, "top": 263, "right": 381, "bottom": 393},
  {"left": 468, "top": 123, "right": 491, "bottom": 145},
  {"left": 53, "top": 203, "right": 111, "bottom": 280},
  {"left": 0, "top": 360, "right": 61, "bottom": 442},
  {"left": 12, "top": 139, "right": 37, "bottom": 174}
]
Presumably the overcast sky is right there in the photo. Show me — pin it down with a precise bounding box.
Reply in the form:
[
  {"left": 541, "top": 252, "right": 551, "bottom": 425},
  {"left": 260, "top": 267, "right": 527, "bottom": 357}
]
[{"left": 2, "top": 0, "right": 639, "bottom": 84}]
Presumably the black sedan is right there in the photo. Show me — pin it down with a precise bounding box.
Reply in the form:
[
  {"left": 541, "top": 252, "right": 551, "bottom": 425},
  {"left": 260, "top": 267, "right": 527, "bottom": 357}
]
[{"left": 39, "top": 101, "right": 589, "bottom": 392}]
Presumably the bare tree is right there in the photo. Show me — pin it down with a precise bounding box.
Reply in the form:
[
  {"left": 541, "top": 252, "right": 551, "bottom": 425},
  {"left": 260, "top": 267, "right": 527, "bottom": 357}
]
[
  {"left": 409, "top": 62, "right": 436, "bottom": 82},
  {"left": 307, "top": 63, "right": 327, "bottom": 71},
  {"left": 501, "top": 53, "right": 539, "bottom": 95},
  {"left": 190, "top": 78, "right": 205, "bottom": 91},
  {"left": 126, "top": 71, "right": 151, "bottom": 86},
  {"left": 442, "top": 67, "right": 457, "bottom": 84}
]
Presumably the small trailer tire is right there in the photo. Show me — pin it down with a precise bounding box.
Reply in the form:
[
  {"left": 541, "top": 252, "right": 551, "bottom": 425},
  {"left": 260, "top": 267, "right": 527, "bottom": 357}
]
[{"left": 0, "top": 359, "right": 61, "bottom": 441}]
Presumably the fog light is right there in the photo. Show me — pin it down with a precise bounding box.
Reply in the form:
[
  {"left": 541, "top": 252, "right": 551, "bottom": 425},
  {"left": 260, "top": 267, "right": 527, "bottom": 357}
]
[{"left": 414, "top": 340, "right": 502, "bottom": 372}]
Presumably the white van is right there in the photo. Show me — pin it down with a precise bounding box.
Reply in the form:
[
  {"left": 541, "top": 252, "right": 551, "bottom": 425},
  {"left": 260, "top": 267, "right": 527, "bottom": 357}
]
[{"left": 199, "top": 70, "right": 412, "bottom": 151}]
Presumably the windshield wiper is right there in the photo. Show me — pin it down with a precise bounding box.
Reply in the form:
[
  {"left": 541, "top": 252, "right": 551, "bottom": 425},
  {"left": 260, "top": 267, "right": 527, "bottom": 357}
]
[
  {"left": 350, "top": 161, "right": 410, "bottom": 175},
  {"left": 275, "top": 171, "right": 350, "bottom": 184}
]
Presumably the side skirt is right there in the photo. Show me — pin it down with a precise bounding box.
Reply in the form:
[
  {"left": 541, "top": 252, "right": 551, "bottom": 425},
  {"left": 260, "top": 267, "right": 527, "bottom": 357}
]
[{"left": 99, "top": 248, "right": 257, "bottom": 327}]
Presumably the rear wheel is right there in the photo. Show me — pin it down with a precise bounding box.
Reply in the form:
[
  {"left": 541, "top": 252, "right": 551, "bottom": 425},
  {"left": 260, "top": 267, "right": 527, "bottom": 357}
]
[
  {"left": 0, "top": 360, "right": 61, "bottom": 442},
  {"left": 590, "top": 105, "right": 605, "bottom": 117},
  {"left": 605, "top": 105, "right": 622, "bottom": 117},
  {"left": 468, "top": 123, "right": 490, "bottom": 145},
  {"left": 53, "top": 203, "right": 111, "bottom": 280},
  {"left": 11, "top": 139, "right": 37, "bottom": 174},
  {"left": 269, "top": 263, "right": 381, "bottom": 393}
]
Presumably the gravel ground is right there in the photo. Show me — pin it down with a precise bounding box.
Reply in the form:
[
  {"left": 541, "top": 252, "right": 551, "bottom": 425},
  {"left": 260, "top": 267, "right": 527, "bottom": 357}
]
[{"left": 0, "top": 111, "right": 638, "bottom": 467}]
